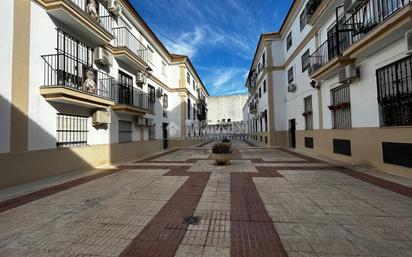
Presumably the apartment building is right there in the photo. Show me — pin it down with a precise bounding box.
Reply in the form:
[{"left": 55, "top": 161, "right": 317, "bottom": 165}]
[
  {"left": 244, "top": 0, "right": 412, "bottom": 174},
  {"left": 0, "top": 0, "right": 208, "bottom": 188}
]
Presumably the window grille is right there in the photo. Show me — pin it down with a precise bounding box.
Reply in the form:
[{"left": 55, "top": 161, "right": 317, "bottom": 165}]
[
  {"left": 301, "top": 49, "right": 311, "bottom": 72},
  {"left": 331, "top": 85, "right": 351, "bottom": 129},
  {"left": 304, "top": 96, "right": 313, "bottom": 130},
  {"left": 118, "top": 120, "right": 132, "bottom": 143},
  {"left": 56, "top": 114, "right": 88, "bottom": 148},
  {"left": 288, "top": 67, "right": 294, "bottom": 83},
  {"left": 376, "top": 55, "right": 412, "bottom": 126}
]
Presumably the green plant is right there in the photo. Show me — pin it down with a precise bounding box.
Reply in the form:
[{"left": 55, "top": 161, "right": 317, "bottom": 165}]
[
  {"left": 212, "top": 143, "right": 231, "bottom": 154},
  {"left": 222, "top": 138, "right": 231, "bottom": 143}
]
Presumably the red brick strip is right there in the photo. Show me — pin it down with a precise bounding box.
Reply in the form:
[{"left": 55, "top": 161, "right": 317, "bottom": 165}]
[
  {"left": 119, "top": 172, "right": 210, "bottom": 257},
  {"left": 231, "top": 173, "right": 288, "bottom": 257},
  {"left": 0, "top": 169, "right": 119, "bottom": 213}
]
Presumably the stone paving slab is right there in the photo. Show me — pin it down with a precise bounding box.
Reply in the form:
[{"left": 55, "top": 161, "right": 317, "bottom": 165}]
[
  {"left": 188, "top": 160, "right": 257, "bottom": 173},
  {"left": 1, "top": 140, "right": 412, "bottom": 257}
]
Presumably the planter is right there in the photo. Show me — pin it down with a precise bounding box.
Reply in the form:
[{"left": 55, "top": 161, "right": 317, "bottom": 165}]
[{"left": 212, "top": 153, "right": 231, "bottom": 166}]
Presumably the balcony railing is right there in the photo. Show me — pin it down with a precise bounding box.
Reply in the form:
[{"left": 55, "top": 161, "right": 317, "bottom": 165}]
[
  {"left": 113, "top": 27, "right": 148, "bottom": 64},
  {"left": 67, "top": 0, "right": 114, "bottom": 34},
  {"left": 341, "top": 0, "right": 411, "bottom": 52},
  {"left": 310, "top": 0, "right": 411, "bottom": 75},
  {"left": 116, "top": 84, "right": 149, "bottom": 111},
  {"left": 42, "top": 53, "right": 114, "bottom": 100}
]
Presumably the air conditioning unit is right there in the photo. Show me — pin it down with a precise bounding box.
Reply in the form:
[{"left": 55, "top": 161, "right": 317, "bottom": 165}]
[
  {"left": 338, "top": 64, "right": 360, "bottom": 84},
  {"left": 108, "top": 0, "right": 121, "bottom": 16},
  {"left": 134, "top": 116, "right": 146, "bottom": 126},
  {"left": 136, "top": 72, "right": 146, "bottom": 85},
  {"left": 92, "top": 111, "right": 111, "bottom": 125},
  {"left": 406, "top": 30, "right": 412, "bottom": 55},
  {"left": 156, "top": 87, "right": 164, "bottom": 98},
  {"left": 344, "top": 0, "right": 369, "bottom": 13},
  {"left": 94, "top": 47, "right": 113, "bottom": 66},
  {"left": 287, "top": 83, "right": 297, "bottom": 93},
  {"left": 146, "top": 118, "right": 154, "bottom": 127}
]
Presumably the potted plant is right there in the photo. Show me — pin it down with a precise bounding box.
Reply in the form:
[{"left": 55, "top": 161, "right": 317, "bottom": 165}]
[
  {"left": 212, "top": 143, "right": 232, "bottom": 165},
  {"left": 222, "top": 137, "right": 232, "bottom": 147}
]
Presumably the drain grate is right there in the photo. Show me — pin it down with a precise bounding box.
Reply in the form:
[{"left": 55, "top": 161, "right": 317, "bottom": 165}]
[{"left": 183, "top": 216, "right": 200, "bottom": 225}]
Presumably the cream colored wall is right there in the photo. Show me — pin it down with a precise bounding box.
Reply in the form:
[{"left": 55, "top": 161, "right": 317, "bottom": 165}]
[{"left": 296, "top": 128, "right": 412, "bottom": 177}]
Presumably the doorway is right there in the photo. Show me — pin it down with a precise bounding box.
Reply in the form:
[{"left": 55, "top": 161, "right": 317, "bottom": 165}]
[
  {"left": 289, "top": 119, "right": 296, "bottom": 148},
  {"left": 162, "top": 123, "right": 168, "bottom": 149}
]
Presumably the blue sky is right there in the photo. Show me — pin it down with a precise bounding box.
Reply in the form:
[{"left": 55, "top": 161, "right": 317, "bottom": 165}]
[{"left": 130, "top": 0, "right": 293, "bottom": 96}]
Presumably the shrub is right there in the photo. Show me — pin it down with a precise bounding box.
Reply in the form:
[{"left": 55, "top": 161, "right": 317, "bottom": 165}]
[
  {"left": 212, "top": 143, "right": 231, "bottom": 154},
  {"left": 222, "top": 138, "right": 231, "bottom": 143}
]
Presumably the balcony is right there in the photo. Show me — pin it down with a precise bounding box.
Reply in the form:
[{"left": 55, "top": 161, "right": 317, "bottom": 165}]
[
  {"left": 110, "top": 27, "right": 149, "bottom": 70},
  {"left": 309, "top": 0, "right": 412, "bottom": 79},
  {"left": 340, "top": 0, "right": 412, "bottom": 57},
  {"left": 40, "top": 53, "right": 115, "bottom": 108},
  {"left": 43, "top": 0, "right": 115, "bottom": 45},
  {"left": 112, "top": 85, "right": 149, "bottom": 115},
  {"left": 309, "top": 30, "right": 354, "bottom": 79}
]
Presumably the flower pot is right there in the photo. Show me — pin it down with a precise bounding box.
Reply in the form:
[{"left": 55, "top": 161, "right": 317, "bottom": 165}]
[{"left": 212, "top": 153, "right": 231, "bottom": 166}]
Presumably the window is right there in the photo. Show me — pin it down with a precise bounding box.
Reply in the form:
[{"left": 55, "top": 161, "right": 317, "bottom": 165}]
[
  {"left": 188, "top": 98, "right": 191, "bottom": 119},
  {"left": 187, "top": 72, "right": 190, "bottom": 84},
  {"left": 149, "top": 125, "right": 156, "bottom": 140},
  {"left": 286, "top": 32, "right": 293, "bottom": 50},
  {"left": 118, "top": 71, "right": 133, "bottom": 105},
  {"left": 118, "top": 120, "right": 132, "bottom": 143},
  {"left": 162, "top": 61, "right": 166, "bottom": 75},
  {"left": 288, "top": 67, "right": 294, "bottom": 83},
  {"left": 193, "top": 79, "right": 196, "bottom": 90},
  {"left": 331, "top": 85, "right": 351, "bottom": 129},
  {"left": 262, "top": 52, "right": 266, "bottom": 68},
  {"left": 377, "top": 55, "right": 412, "bottom": 126},
  {"left": 304, "top": 96, "right": 313, "bottom": 130},
  {"left": 263, "top": 80, "right": 267, "bottom": 93},
  {"left": 163, "top": 93, "right": 168, "bottom": 109},
  {"left": 259, "top": 87, "right": 262, "bottom": 98},
  {"left": 301, "top": 49, "right": 311, "bottom": 72},
  {"left": 147, "top": 46, "right": 154, "bottom": 64},
  {"left": 56, "top": 114, "right": 88, "bottom": 148},
  {"left": 300, "top": 8, "right": 307, "bottom": 31},
  {"left": 148, "top": 85, "right": 155, "bottom": 103}
]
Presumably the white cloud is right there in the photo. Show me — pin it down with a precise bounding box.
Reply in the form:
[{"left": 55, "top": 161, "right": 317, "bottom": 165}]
[
  {"left": 202, "top": 67, "right": 249, "bottom": 96},
  {"left": 164, "top": 27, "right": 206, "bottom": 57}
]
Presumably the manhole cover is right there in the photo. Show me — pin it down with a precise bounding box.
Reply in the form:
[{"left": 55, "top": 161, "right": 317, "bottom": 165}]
[{"left": 183, "top": 216, "right": 200, "bottom": 225}]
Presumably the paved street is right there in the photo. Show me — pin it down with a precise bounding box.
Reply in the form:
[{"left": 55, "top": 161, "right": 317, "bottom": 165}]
[{"left": 1, "top": 141, "right": 412, "bottom": 257}]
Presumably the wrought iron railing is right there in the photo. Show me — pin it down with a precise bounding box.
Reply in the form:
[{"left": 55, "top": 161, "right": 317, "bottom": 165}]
[
  {"left": 310, "top": 0, "right": 411, "bottom": 75},
  {"left": 113, "top": 27, "right": 148, "bottom": 64},
  {"left": 341, "top": 0, "right": 411, "bottom": 52},
  {"left": 309, "top": 29, "right": 351, "bottom": 75},
  {"left": 42, "top": 53, "right": 114, "bottom": 100},
  {"left": 115, "top": 84, "right": 149, "bottom": 111},
  {"left": 67, "top": 0, "right": 114, "bottom": 34},
  {"left": 377, "top": 55, "right": 412, "bottom": 126}
]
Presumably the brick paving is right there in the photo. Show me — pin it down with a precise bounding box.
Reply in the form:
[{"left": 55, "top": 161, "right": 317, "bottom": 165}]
[{"left": 0, "top": 140, "right": 412, "bottom": 256}]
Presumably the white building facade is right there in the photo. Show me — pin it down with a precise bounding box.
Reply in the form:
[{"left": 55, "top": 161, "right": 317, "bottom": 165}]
[
  {"left": 0, "top": 0, "right": 208, "bottom": 188},
  {"left": 244, "top": 0, "right": 412, "bottom": 174}
]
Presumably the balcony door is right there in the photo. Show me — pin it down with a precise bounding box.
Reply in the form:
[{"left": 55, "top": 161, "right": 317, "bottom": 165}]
[{"left": 118, "top": 71, "right": 133, "bottom": 105}]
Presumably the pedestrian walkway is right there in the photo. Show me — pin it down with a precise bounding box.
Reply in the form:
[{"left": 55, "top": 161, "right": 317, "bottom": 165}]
[{"left": 1, "top": 140, "right": 412, "bottom": 257}]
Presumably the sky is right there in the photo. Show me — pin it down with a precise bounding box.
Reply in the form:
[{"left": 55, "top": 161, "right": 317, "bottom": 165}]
[{"left": 130, "top": 0, "right": 293, "bottom": 96}]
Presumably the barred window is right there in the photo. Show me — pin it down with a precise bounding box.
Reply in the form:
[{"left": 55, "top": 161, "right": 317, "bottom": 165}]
[
  {"left": 118, "top": 120, "right": 132, "bottom": 143},
  {"left": 330, "top": 85, "right": 351, "bottom": 129},
  {"left": 56, "top": 114, "right": 88, "bottom": 148},
  {"left": 304, "top": 96, "right": 313, "bottom": 130},
  {"left": 288, "top": 67, "right": 294, "bottom": 83},
  {"left": 300, "top": 9, "right": 307, "bottom": 31},
  {"left": 149, "top": 125, "right": 156, "bottom": 140},
  {"left": 301, "top": 49, "right": 310, "bottom": 72},
  {"left": 263, "top": 80, "right": 267, "bottom": 93},
  {"left": 377, "top": 55, "right": 412, "bottom": 126},
  {"left": 286, "top": 32, "right": 293, "bottom": 50},
  {"left": 148, "top": 85, "right": 155, "bottom": 103},
  {"left": 163, "top": 93, "right": 168, "bottom": 109}
]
